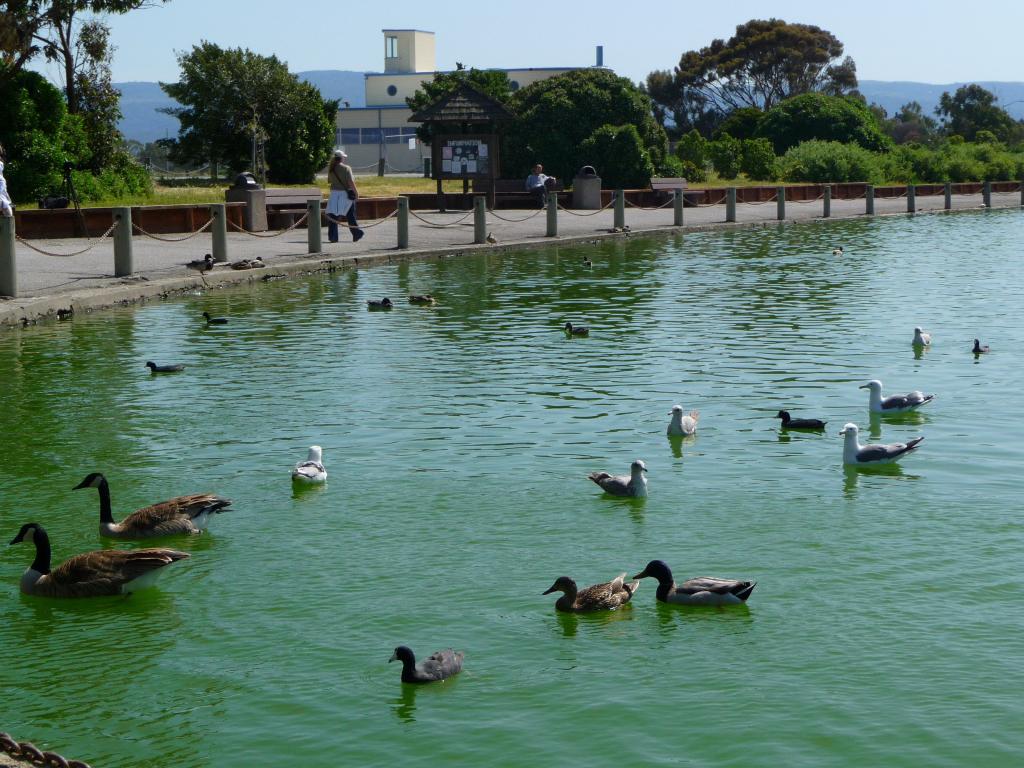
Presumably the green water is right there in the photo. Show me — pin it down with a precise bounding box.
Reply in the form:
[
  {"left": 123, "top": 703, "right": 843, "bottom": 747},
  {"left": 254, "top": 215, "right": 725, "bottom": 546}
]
[{"left": 1, "top": 211, "right": 1022, "bottom": 767}]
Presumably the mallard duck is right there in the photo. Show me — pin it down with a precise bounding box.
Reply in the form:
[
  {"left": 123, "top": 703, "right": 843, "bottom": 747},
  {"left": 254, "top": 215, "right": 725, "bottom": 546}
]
[
  {"left": 832, "top": 246, "right": 844, "bottom": 256},
  {"left": 913, "top": 326, "right": 932, "bottom": 346},
  {"left": 291, "top": 445, "right": 327, "bottom": 484},
  {"left": 8, "top": 522, "right": 189, "bottom": 597},
  {"left": 973, "top": 339, "right": 990, "bottom": 354},
  {"left": 633, "top": 559, "right": 755, "bottom": 606},
  {"left": 564, "top": 322, "right": 589, "bottom": 337},
  {"left": 840, "top": 423, "right": 923, "bottom": 465},
  {"left": 145, "top": 361, "right": 185, "bottom": 373},
  {"left": 542, "top": 573, "right": 640, "bottom": 612},
  {"left": 389, "top": 646, "right": 464, "bottom": 684},
  {"left": 667, "top": 405, "right": 699, "bottom": 436},
  {"left": 860, "top": 379, "right": 934, "bottom": 413},
  {"left": 186, "top": 254, "right": 215, "bottom": 274},
  {"left": 408, "top": 294, "right": 436, "bottom": 306},
  {"left": 73, "top": 472, "right": 232, "bottom": 539},
  {"left": 588, "top": 459, "right": 648, "bottom": 497},
  {"left": 230, "top": 259, "right": 254, "bottom": 270},
  {"left": 777, "top": 410, "right": 826, "bottom": 430},
  {"left": 367, "top": 298, "right": 393, "bottom": 310},
  {"left": 485, "top": 232, "right": 498, "bottom": 244},
  {"left": 582, "top": 258, "right": 593, "bottom": 268},
  {"left": 202, "top": 311, "right": 228, "bottom": 325}
]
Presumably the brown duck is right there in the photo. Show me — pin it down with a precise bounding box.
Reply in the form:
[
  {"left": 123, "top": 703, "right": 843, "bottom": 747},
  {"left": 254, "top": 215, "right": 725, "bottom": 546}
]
[{"left": 542, "top": 573, "right": 640, "bottom": 612}]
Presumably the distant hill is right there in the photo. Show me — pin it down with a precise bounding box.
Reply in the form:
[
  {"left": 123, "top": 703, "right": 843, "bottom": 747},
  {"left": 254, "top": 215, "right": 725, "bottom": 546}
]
[
  {"left": 858, "top": 80, "right": 1024, "bottom": 120},
  {"left": 116, "top": 70, "right": 367, "bottom": 143},
  {"left": 116, "top": 74, "right": 1024, "bottom": 143}
]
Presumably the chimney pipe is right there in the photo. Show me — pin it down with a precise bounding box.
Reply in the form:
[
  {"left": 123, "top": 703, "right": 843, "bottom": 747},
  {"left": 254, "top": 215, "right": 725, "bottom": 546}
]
[{"left": 596, "top": 45, "right": 603, "bottom": 67}]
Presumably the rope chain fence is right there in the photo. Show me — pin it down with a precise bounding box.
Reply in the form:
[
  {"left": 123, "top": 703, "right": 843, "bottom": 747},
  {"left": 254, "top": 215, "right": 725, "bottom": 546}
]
[
  {"left": 325, "top": 209, "right": 399, "bottom": 229},
  {"left": 740, "top": 194, "right": 779, "bottom": 206},
  {"left": 408, "top": 209, "right": 475, "bottom": 228},
  {"left": 228, "top": 212, "right": 310, "bottom": 238},
  {"left": 623, "top": 196, "right": 677, "bottom": 211},
  {"left": 790, "top": 193, "right": 827, "bottom": 205},
  {"left": 14, "top": 223, "right": 118, "bottom": 257},
  {"left": 0, "top": 731, "right": 92, "bottom": 768},
  {"left": 557, "top": 198, "right": 616, "bottom": 217},
  {"left": 132, "top": 218, "right": 213, "bottom": 242},
  {"left": 486, "top": 207, "right": 546, "bottom": 223}
]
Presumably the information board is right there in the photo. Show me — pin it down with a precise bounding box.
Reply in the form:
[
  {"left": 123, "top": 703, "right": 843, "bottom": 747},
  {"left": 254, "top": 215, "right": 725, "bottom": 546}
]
[{"left": 432, "top": 134, "right": 498, "bottom": 179}]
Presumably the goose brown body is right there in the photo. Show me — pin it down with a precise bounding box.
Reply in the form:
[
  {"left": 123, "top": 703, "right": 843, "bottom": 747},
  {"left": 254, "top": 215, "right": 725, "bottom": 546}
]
[
  {"left": 74, "top": 472, "right": 232, "bottom": 539},
  {"left": 9, "top": 523, "right": 189, "bottom": 597},
  {"left": 542, "top": 573, "right": 640, "bottom": 612}
]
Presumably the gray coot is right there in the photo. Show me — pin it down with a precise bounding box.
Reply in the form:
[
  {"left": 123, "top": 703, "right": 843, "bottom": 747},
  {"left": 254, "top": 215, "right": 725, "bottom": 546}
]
[
  {"left": 777, "top": 410, "right": 826, "bottom": 430},
  {"left": 389, "top": 645, "right": 464, "bottom": 683},
  {"left": 146, "top": 361, "right": 185, "bottom": 373}
]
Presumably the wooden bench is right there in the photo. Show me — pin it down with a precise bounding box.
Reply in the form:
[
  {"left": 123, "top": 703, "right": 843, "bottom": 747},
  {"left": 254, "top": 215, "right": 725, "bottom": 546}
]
[
  {"left": 265, "top": 187, "right": 324, "bottom": 228},
  {"left": 472, "top": 178, "right": 566, "bottom": 208},
  {"left": 650, "top": 177, "right": 702, "bottom": 207}
]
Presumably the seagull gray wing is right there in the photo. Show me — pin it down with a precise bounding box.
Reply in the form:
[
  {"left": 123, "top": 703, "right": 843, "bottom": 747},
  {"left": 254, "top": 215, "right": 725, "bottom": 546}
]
[
  {"left": 856, "top": 438, "right": 923, "bottom": 462},
  {"left": 591, "top": 474, "right": 631, "bottom": 496}
]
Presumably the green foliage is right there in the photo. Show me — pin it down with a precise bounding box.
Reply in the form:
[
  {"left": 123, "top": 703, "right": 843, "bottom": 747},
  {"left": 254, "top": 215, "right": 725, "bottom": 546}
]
[
  {"left": 779, "top": 140, "right": 883, "bottom": 183},
  {"left": 503, "top": 68, "right": 667, "bottom": 184},
  {"left": 757, "top": 93, "right": 891, "bottom": 154},
  {"left": 713, "top": 107, "right": 764, "bottom": 140},
  {"left": 578, "top": 124, "right": 655, "bottom": 189},
  {"left": 675, "top": 129, "right": 708, "bottom": 167},
  {"left": 740, "top": 138, "right": 778, "bottom": 180},
  {"left": 162, "top": 42, "right": 337, "bottom": 183},
  {"left": 74, "top": 20, "right": 122, "bottom": 172},
  {"left": 936, "top": 84, "right": 1018, "bottom": 143},
  {"left": 883, "top": 101, "right": 940, "bottom": 145},
  {"left": 0, "top": 69, "right": 68, "bottom": 202},
  {"left": 707, "top": 133, "right": 743, "bottom": 179},
  {"left": 405, "top": 66, "right": 512, "bottom": 144},
  {"left": 675, "top": 159, "right": 708, "bottom": 183}
]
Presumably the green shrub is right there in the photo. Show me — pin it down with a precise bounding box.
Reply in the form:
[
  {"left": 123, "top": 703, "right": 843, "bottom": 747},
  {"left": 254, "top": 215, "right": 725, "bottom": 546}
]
[
  {"left": 580, "top": 123, "right": 655, "bottom": 189},
  {"left": 675, "top": 129, "right": 708, "bottom": 167},
  {"left": 740, "top": 138, "right": 778, "bottom": 180},
  {"left": 713, "top": 107, "right": 764, "bottom": 141},
  {"left": 780, "top": 140, "right": 883, "bottom": 183},
  {"left": 676, "top": 159, "right": 708, "bottom": 183},
  {"left": 942, "top": 145, "right": 984, "bottom": 182},
  {"left": 758, "top": 93, "right": 892, "bottom": 154},
  {"left": 708, "top": 133, "right": 743, "bottom": 179}
]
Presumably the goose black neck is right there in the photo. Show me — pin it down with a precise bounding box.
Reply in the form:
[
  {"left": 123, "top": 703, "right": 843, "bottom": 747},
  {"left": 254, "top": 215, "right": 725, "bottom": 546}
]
[
  {"left": 97, "top": 477, "right": 115, "bottom": 524},
  {"left": 654, "top": 576, "right": 675, "bottom": 602},
  {"left": 30, "top": 527, "right": 52, "bottom": 574}
]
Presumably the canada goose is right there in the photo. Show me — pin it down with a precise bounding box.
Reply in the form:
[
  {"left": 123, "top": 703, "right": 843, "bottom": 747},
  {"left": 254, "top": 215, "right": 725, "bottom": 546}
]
[
  {"left": 291, "top": 446, "right": 327, "bottom": 484},
  {"left": 542, "top": 573, "right": 640, "bottom": 612},
  {"left": 73, "top": 472, "right": 232, "bottom": 539},
  {"left": 840, "top": 423, "right": 924, "bottom": 465},
  {"left": 667, "top": 405, "right": 699, "bottom": 436},
  {"left": 8, "top": 522, "right": 189, "bottom": 597},
  {"left": 145, "top": 361, "right": 185, "bottom": 373},
  {"left": 564, "top": 322, "right": 589, "bottom": 337},
  {"left": 202, "top": 311, "right": 228, "bottom": 325},
  {"left": 389, "top": 646, "right": 464, "bottom": 683},
  {"left": 633, "top": 559, "right": 755, "bottom": 606},
  {"left": 776, "top": 410, "right": 827, "bottom": 430},
  {"left": 367, "top": 298, "right": 393, "bottom": 310},
  {"left": 860, "top": 380, "right": 934, "bottom": 413},
  {"left": 588, "top": 459, "right": 648, "bottom": 498}
]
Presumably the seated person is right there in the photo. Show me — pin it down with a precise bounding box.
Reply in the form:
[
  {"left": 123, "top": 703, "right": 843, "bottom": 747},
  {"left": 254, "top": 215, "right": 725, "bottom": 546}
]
[{"left": 525, "top": 163, "right": 556, "bottom": 208}]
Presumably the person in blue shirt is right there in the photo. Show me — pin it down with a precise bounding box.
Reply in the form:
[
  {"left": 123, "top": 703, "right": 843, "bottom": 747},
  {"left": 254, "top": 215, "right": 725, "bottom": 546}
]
[{"left": 525, "top": 163, "right": 555, "bottom": 208}]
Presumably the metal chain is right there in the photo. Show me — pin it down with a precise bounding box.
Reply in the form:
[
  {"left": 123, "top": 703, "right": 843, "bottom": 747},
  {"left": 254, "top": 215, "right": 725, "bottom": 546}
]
[
  {"left": 228, "top": 212, "right": 310, "bottom": 238},
  {"left": 408, "top": 209, "right": 475, "bottom": 227},
  {"left": 132, "top": 218, "right": 213, "bottom": 242},
  {"left": 14, "top": 223, "right": 118, "bottom": 257},
  {"left": 0, "top": 731, "right": 92, "bottom": 768}
]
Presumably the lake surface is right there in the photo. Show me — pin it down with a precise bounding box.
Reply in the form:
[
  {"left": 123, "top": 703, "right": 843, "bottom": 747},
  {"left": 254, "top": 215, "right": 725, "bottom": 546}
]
[{"left": 1, "top": 209, "right": 1021, "bottom": 767}]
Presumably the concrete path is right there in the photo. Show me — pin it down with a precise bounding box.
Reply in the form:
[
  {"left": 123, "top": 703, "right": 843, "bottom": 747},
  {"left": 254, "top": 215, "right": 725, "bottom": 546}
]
[{"left": 2, "top": 189, "right": 1019, "bottom": 327}]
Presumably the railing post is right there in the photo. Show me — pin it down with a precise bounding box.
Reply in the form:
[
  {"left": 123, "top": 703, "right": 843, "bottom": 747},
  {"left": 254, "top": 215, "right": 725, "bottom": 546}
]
[
  {"left": 113, "top": 207, "right": 133, "bottom": 277},
  {"left": 673, "top": 188, "right": 684, "bottom": 226},
  {"left": 726, "top": 187, "right": 736, "bottom": 222},
  {"left": 473, "top": 195, "right": 486, "bottom": 244},
  {"left": 982, "top": 180, "right": 992, "bottom": 208},
  {"left": 546, "top": 191, "right": 558, "bottom": 237},
  {"left": 0, "top": 215, "right": 16, "bottom": 298},
  {"left": 209, "top": 204, "right": 228, "bottom": 263},
  {"left": 1019, "top": 180, "right": 1024, "bottom": 208},
  {"left": 613, "top": 190, "right": 625, "bottom": 229},
  {"left": 397, "top": 197, "right": 409, "bottom": 249},
  {"left": 866, "top": 185, "right": 875, "bottom": 215},
  {"left": 776, "top": 186, "right": 786, "bottom": 220},
  {"left": 307, "top": 199, "right": 322, "bottom": 253},
  {"left": 823, "top": 185, "right": 831, "bottom": 218},
  {"left": 944, "top": 182, "right": 952, "bottom": 210},
  {"left": 907, "top": 184, "right": 916, "bottom": 213}
]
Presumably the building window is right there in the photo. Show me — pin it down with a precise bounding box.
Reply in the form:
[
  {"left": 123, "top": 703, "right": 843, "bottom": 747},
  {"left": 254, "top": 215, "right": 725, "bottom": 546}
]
[
  {"left": 385, "top": 36, "right": 398, "bottom": 58},
  {"left": 383, "top": 127, "right": 418, "bottom": 144},
  {"left": 361, "top": 128, "right": 382, "bottom": 145},
  {"left": 387, "top": 84, "right": 398, "bottom": 96},
  {"left": 510, "top": 80, "right": 520, "bottom": 91},
  {"left": 340, "top": 129, "right": 361, "bottom": 145}
]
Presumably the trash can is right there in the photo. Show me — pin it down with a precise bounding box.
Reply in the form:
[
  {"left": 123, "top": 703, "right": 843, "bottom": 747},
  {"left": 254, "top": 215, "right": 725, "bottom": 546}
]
[
  {"left": 225, "top": 171, "right": 266, "bottom": 232},
  {"left": 572, "top": 165, "right": 601, "bottom": 209}
]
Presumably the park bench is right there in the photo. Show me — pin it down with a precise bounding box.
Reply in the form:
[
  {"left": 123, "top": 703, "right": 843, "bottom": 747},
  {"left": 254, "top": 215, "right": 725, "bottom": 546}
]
[
  {"left": 472, "top": 178, "right": 567, "bottom": 208},
  {"left": 265, "top": 187, "right": 324, "bottom": 228},
  {"left": 650, "top": 177, "right": 702, "bottom": 207}
]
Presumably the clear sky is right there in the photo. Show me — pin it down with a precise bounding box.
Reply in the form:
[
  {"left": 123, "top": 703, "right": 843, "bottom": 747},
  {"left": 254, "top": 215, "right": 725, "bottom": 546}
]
[{"left": 33, "top": 0, "right": 1024, "bottom": 87}]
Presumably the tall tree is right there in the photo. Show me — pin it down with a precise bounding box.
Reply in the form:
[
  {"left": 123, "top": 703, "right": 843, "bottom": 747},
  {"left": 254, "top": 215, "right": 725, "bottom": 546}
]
[
  {"left": 405, "top": 64, "right": 512, "bottom": 144},
  {"left": 161, "top": 42, "right": 337, "bottom": 183},
  {"left": 73, "top": 19, "right": 121, "bottom": 169},
  {"left": 648, "top": 19, "right": 857, "bottom": 135},
  {"left": 935, "top": 84, "right": 1017, "bottom": 142}
]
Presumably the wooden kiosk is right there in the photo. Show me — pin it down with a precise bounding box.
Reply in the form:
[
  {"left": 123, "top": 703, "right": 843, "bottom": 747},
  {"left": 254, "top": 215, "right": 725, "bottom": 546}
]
[{"left": 409, "top": 83, "right": 514, "bottom": 211}]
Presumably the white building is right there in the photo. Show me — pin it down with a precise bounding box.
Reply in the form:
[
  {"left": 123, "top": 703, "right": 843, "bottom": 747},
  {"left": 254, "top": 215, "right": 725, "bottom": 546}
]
[{"left": 337, "top": 30, "right": 598, "bottom": 173}]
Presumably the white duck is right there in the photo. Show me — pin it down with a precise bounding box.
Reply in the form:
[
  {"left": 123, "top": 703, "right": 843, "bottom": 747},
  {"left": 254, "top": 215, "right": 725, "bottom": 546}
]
[
  {"left": 861, "top": 379, "right": 934, "bottom": 414},
  {"left": 840, "top": 423, "right": 923, "bottom": 465},
  {"left": 291, "top": 445, "right": 327, "bottom": 484},
  {"left": 667, "top": 405, "right": 699, "bottom": 436}
]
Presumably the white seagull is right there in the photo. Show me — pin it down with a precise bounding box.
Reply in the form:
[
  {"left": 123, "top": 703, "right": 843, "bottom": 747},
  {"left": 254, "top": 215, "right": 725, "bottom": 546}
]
[
  {"left": 912, "top": 327, "right": 932, "bottom": 346},
  {"left": 292, "top": 445, "right": 327, "bottom": 484},
  {"left": 861, "top": 379, "right": 934, "bottom": 414},
  {"left": 840, "top": 423, "right": 923, "bottom": 465},
  {"left": 588, "top": 460, "right": 648, "bottom": 498},
  {"left": 667, "top": 405, "right": 699, "bottom": 437}
]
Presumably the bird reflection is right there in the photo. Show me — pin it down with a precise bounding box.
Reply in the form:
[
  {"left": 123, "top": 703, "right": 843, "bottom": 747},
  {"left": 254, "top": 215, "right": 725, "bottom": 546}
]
[
  {"left": 843, "top": 463, "right": 918, "bottom": 497},
  {"left": 556, "top": 610, "right": 578, "bottom": 638},
  {"left": 392, "top": 685, "right": 418, "bottom": 723},
  {"left": 291, "top": 482, "right": 326, "bottom": 501}
]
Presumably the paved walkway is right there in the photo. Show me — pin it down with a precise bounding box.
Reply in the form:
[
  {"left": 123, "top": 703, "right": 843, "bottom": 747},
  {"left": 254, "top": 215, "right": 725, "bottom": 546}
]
[{"left": 2, "top": 190, "right": 1019, "bottom": 327}]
